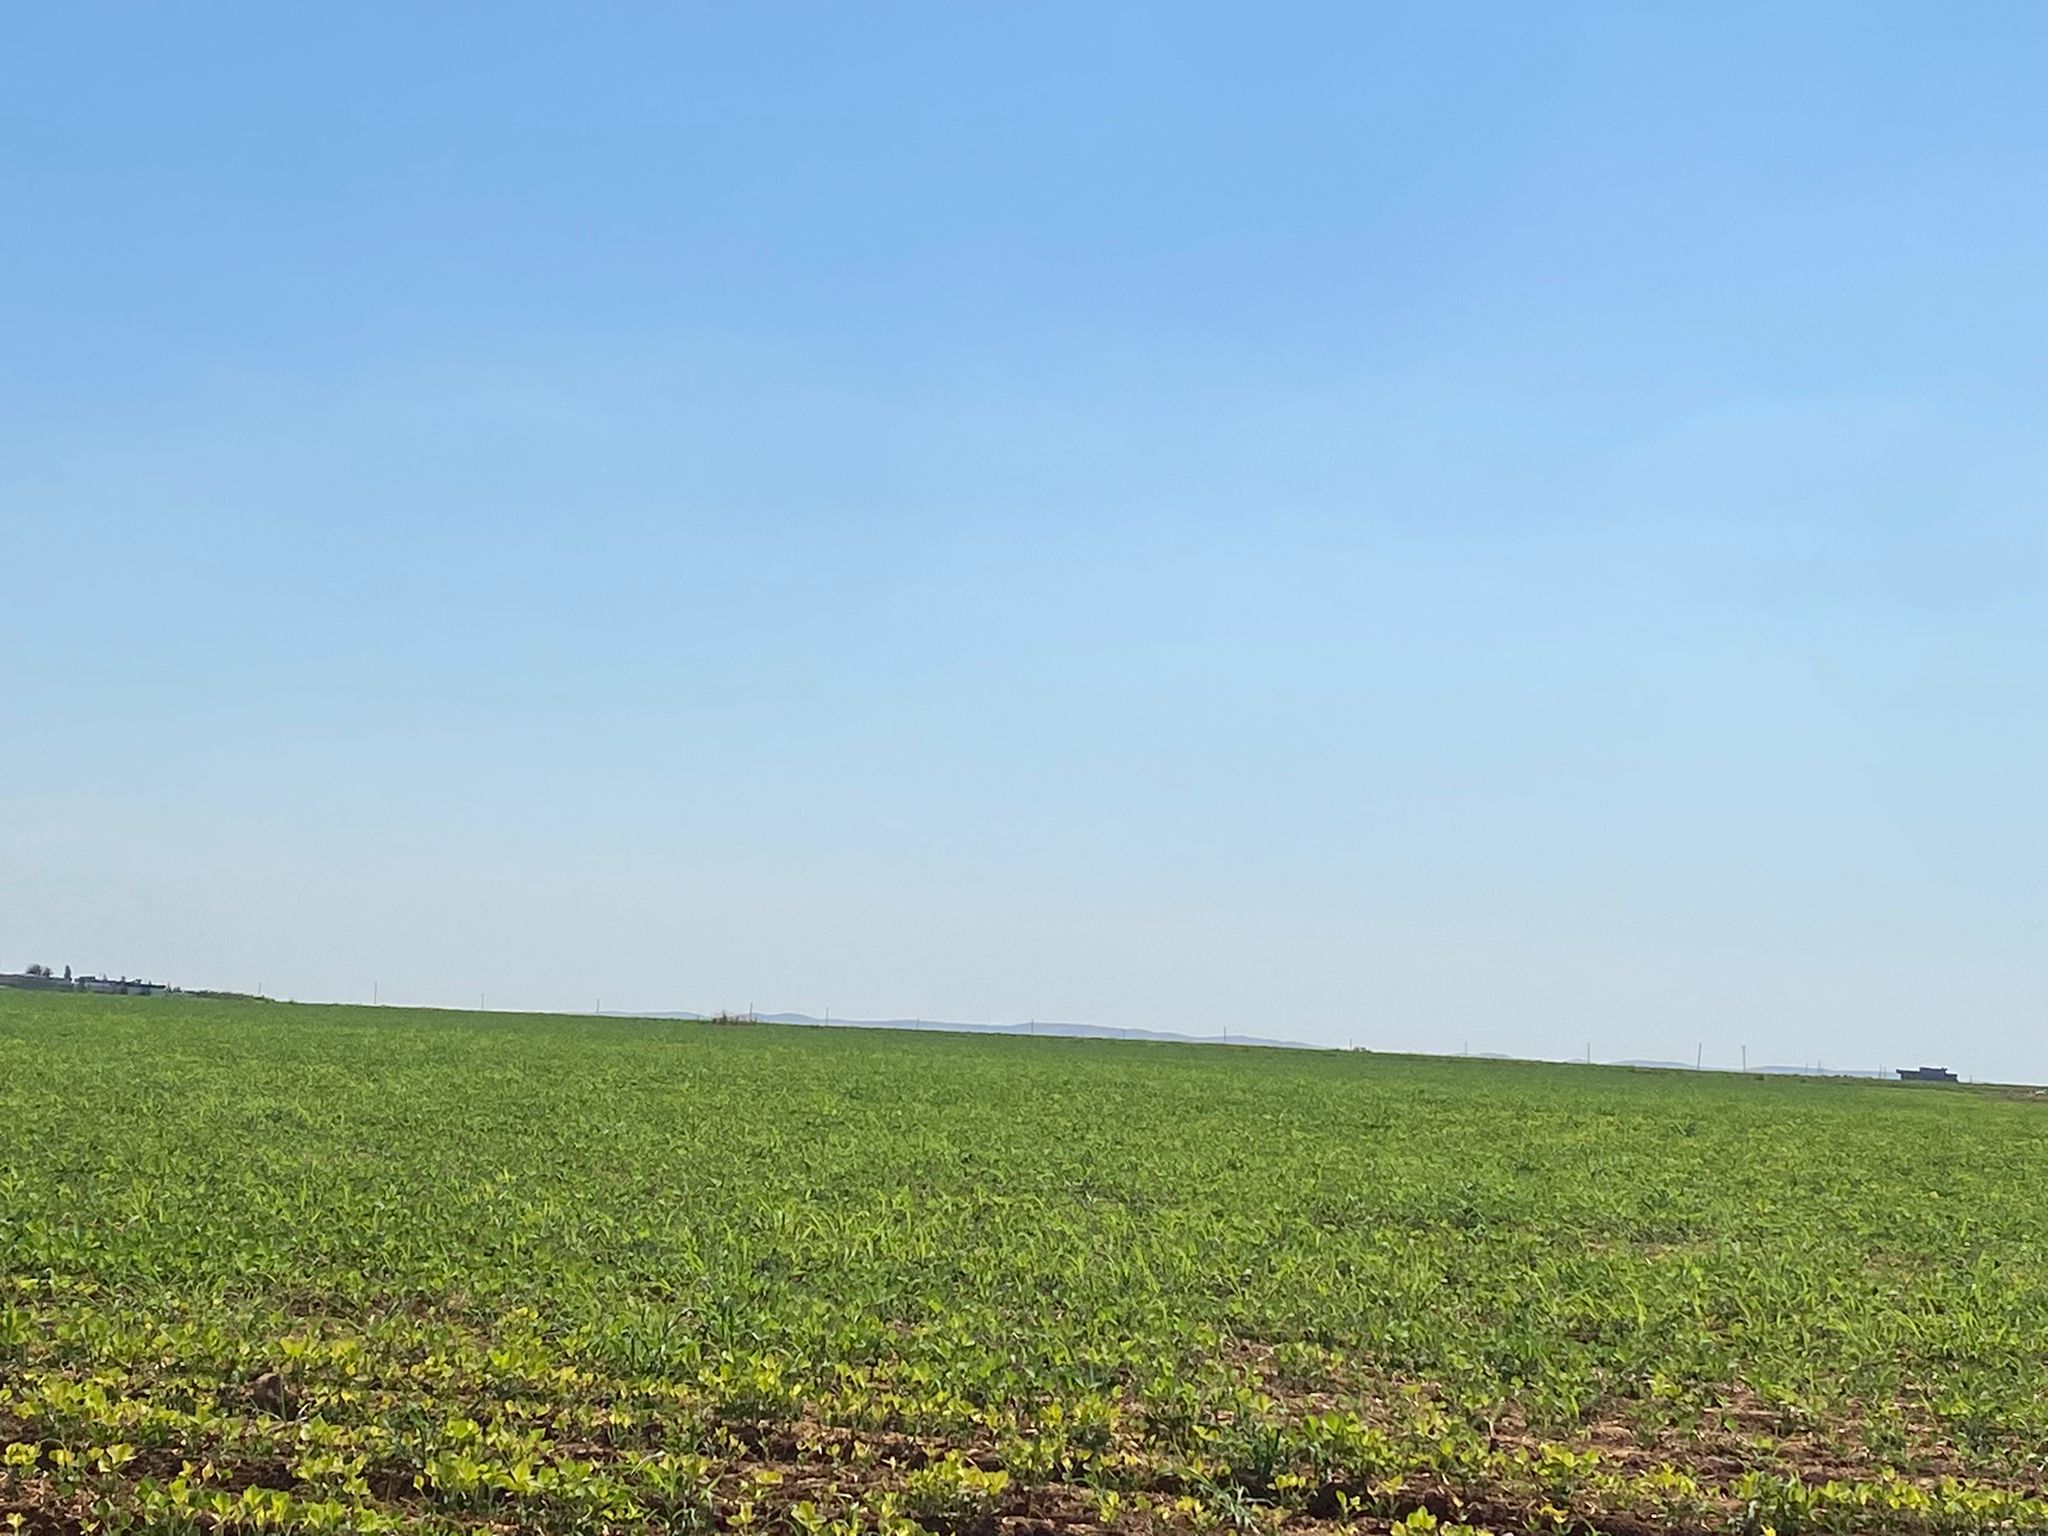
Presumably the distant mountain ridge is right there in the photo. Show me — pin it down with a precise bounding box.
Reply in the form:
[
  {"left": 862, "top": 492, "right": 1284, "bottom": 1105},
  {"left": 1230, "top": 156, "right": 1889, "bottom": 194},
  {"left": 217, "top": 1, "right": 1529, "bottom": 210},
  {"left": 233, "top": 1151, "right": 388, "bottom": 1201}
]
[
  {"left": 604, "top": 1016, "right": 1913, "bottom": 1076},
  {"left": 620, "top": 1010, "right": 1313, "bottom": 1049}
]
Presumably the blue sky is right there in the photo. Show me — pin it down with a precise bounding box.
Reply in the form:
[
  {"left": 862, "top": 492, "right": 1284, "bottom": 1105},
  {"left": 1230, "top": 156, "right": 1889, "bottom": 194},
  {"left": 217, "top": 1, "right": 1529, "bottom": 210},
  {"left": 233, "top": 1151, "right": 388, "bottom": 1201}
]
[{"left": 5, "top": 4, "right": 2044, "bottom": 1077}]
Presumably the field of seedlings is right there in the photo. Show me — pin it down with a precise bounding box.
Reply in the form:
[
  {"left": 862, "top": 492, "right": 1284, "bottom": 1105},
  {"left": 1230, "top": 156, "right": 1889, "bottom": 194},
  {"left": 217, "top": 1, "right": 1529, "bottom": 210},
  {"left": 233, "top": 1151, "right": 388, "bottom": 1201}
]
[{"left": 3, "top": 990, "right": 2046, "bottom": 1536}]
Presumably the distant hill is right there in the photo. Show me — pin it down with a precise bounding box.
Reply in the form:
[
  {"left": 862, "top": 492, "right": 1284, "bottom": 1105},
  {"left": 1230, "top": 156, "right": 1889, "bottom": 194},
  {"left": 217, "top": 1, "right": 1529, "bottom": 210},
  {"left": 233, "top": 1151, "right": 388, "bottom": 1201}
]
[
  {"left": 595, "top": 1017, "right": 1904, "bottom": 1075},
  {"left": 620, "top": 1011, "right": 1312, "bottom": 1049}
]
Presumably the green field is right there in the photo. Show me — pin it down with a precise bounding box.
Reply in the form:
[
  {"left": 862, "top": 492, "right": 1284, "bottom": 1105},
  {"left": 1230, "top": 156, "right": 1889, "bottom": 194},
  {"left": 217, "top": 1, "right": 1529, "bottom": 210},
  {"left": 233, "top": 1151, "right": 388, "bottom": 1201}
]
[{"left": 3, "top": 992, "right": 2045, "bottom": 1535}]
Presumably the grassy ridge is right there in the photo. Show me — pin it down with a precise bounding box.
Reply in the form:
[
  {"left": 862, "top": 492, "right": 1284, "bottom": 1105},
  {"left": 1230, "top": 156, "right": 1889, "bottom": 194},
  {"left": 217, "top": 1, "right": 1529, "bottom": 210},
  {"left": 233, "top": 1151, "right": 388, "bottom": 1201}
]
[{"left": 2, "top": 990, "right": 2045, "bottom": 1534}]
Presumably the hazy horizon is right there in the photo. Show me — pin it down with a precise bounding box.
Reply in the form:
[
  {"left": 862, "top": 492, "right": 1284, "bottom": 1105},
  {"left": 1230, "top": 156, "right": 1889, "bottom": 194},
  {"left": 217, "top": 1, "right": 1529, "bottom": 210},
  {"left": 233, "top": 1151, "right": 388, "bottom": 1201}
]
[{"left": 7, "top": 5, "right": 2044, "bottom": 1080}]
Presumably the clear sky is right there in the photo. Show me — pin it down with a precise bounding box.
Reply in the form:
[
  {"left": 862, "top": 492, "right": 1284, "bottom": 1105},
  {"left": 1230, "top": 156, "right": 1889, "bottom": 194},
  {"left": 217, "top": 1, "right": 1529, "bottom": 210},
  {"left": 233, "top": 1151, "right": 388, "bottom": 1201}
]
[{"left": 5, "top": 5, "right": 2044, "bottom": 1077}]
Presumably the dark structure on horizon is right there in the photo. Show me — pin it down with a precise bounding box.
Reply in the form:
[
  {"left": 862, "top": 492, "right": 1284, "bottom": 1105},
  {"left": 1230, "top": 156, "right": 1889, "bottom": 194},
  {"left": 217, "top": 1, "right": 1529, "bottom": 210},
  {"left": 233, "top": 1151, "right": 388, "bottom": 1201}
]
[
  {"left": 1896, "top": 1065, "right": 1959, "bottom": 1083},
  {"left": 0, "top": 971, "right": 169, "bottom": 996}
]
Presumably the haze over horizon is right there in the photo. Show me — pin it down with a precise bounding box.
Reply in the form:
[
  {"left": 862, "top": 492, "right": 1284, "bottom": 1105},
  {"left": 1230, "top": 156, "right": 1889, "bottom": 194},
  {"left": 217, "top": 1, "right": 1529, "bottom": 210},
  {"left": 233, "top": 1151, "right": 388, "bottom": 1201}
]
[{"left": 6, "top": 5, "right": 2045, "bottom": 1080}]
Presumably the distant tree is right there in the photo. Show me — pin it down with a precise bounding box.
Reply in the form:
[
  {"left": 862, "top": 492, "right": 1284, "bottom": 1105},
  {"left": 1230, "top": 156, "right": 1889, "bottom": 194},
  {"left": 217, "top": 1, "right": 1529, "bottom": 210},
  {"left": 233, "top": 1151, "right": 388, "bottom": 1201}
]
[
  {"left": 24, "top": 963, "right": 50, "bottom": 978},
  {"left": 62, "top": 964, "right": 71, "bottom": 982}
]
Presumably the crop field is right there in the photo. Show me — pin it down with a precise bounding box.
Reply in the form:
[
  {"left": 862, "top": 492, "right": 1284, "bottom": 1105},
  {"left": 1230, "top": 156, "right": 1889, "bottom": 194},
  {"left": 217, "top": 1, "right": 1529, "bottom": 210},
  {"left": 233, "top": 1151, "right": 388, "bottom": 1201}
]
[{"left": 3, "top": 993, "right": 2047, "bottom": 1535}]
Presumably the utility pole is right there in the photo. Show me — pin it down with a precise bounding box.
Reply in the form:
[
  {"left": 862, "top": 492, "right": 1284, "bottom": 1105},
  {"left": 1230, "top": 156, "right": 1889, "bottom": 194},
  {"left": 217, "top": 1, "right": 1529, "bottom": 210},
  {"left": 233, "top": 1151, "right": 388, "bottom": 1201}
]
[
  {"left": 1696, "top": 1043, "right": 1703, "bottom": 1071},
  {"left": 1741, "top": 1044, "right": 1748, "bottom": 1072},
  {"left": 373, "top": 981, "right": 378, "bottom": 1006}
]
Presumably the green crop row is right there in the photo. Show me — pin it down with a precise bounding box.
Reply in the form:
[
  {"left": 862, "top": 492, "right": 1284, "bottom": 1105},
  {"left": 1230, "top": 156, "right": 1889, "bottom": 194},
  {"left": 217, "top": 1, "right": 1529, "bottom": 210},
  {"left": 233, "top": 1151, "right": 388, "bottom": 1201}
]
[{"left": 3, "top": 990, "right": 2046, "bottom": 1533}]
